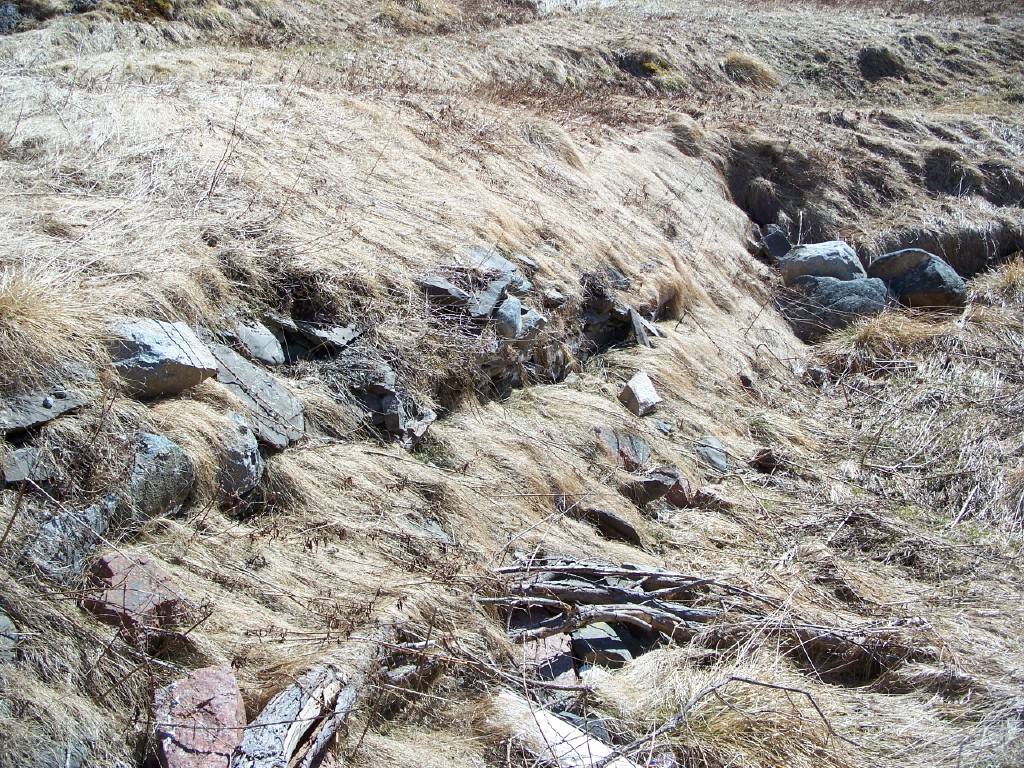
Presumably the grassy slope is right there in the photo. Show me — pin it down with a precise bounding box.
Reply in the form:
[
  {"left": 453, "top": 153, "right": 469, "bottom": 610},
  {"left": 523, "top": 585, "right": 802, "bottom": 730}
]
[{"left": 0, "top": 1, "right": 1023, "bottom": 766}]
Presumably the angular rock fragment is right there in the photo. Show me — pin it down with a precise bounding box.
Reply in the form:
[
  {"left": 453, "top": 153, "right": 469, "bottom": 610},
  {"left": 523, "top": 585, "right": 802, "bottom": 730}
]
[
  {"left": 618, "top": 371, "right": 661, "bottom": 416},
  {"left": 628, "top": 307, "right": 658, "bottom": 347},
  {"left": 0, "top": 611, "right": 17, "bottom": 663},
  {"left": 2, "top": 446, "right": 59, "bottom": 488},
  {"left": 209, "top": 343, "right": 305, "bottom": 450},
  {"left": 495, "top": 296, "right": 523, "bottom": 338},
  {"left": 294, "top": 321, "right": 361, "bottom": 353},
  {"left": 155, "top": 666, "right": 246, "bottom": 768},
  {"left": 82, "top": 551, "right": 187, "bottom": 634},
  {"left": 542, "top": 288, "right": 567, "bottom": 308},
  {"left": 695, "top": 436, "right": 729, "bottom": 473},
  {"left": 867, "top": 248, "right": 967, "bottom": 308},
  {"left": 420, "top": 275, "right": 471, "bottom": 306},
  {"left": 216, "top": 413, "right": 264, "bottom": 502},
  {"left": 0, "top": 387, "right": 87, "bottom": 436},
  {"left": 571, "top": 622, "right": 639, "bottom": 669},
  {"left": 516, "top": 308, "right": 548, "bottom": 344},
  {"left": 468, "top": 278, "right": 511, "bottom": 319},
  {"left": 761, "top": 224, "right": 792, "bottom": 262},
  {"left": 779, "top": 241, "right": 866, "bottom": 285},
  {"left": 110, "top": 318, "right": 218, "bottom": 398},
  {"left": 28, "top": 495, "right": 118, "bottom": 582},
  {"left": 520, "top": 633, "right": 576, "bottom": 684},
  {"left": 232, "top": 320, "right": 286, "bottom": 365},
  {"left": 573, "top": 508, "right": 642, "bottom": 546},
  {"left": 619, "top": 465, "right": 678, "bottom": 506},
  {"left": 593, "top": 426, "right": 651, "bottom": 472},
  {"left": 776, "top": 275, "right": 891, "bottom": 341}
]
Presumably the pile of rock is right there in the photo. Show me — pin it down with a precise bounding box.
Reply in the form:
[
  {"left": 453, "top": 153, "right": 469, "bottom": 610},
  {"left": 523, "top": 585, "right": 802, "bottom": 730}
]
[{"left": 764, "top": 229, "right": 967, "bottom": 341}]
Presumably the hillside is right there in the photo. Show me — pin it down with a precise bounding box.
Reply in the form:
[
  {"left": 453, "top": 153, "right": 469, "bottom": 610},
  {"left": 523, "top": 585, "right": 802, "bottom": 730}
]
[{"left": 1, "top": 1, "right": 1023, "bottom": 766}]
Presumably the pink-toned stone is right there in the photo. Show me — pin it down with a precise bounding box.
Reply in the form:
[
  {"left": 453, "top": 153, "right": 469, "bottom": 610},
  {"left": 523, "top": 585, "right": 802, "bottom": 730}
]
[
  {"left": 82, "top": 552, "right": 187, "bottom": 634},
  {"left": 155, "top": 666, "right": 246, "bottom": 768},
  {"left": 521, "top": 633, "right": 577, "bottom": 685}
]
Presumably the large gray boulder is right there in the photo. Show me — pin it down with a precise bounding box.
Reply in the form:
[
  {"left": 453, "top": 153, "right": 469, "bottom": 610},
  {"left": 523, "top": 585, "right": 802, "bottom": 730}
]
[
  {"left": 208, "top": 344, "right": 305, "bottom": 450},
  {"left": 28, "top": 433, "right": 193, "bottom": 582},
  {"left": 867, "top": 249, "right": 967, "bottom": 308},
  {"left": 777, "top": 276, "right": 891, "bottom": 342},
  {"left": 110, "top": 318, "right": 218, "bottom": 398},
  {"left": 779, "top": 241, "right": 866, "bottom": 286}
]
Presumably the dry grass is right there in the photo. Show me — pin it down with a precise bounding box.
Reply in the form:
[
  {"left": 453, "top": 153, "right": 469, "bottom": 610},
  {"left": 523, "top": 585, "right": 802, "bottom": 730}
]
[{"left": 723, "top": 51, "right": 781, "bottom": 89}]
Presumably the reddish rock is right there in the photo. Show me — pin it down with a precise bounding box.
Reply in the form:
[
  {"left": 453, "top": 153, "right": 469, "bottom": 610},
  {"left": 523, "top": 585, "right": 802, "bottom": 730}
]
[
  {"left": 593, "top": 426, "right": 650, "bottom": 472},
  {"left": 665, "top": 481, "right": 734, "bottom": 510},
  {"left": 82, "top": 552, "right": 187, "bottom": 634},
  {"left": 520, "top": 633, "right": 577, "bottom": 685},
  {"left": 154, "top": 666, "right": 246, "bottom": 768}
]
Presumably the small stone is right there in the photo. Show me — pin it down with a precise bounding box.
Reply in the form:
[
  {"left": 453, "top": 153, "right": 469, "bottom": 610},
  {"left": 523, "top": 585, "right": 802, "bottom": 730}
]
[
  {"left": 82, "top": 551, "right": 187, "bottom": 635},
  {"left": 593, "top": 426, "right": 651, "bottom": 471},
  {"left": 110, "top": 318, "right": 218, "bottom": 398},
  {"left": 232, "top": 321, "right": 285, "bottom": 365},
  {"left": 542, "top": 288, "right": 566, "bottom": 308},
  {"left": 605, "top": 267, "right": 631, "bottom": 290},
  {"left": 520, "top": 633, "right": 576, "bottom": 684},
  {"left": 516, "top": 308, "right": 547, "bottom": 342},
  {"left": 495, "top": 296, "right": 523, "bottom": 338},
  {"left": 779, "top": 241, "right": 866, "bottom": 285},
  {"left": 0, "top": 388, "right": 87, "bottom": 436},
  {"left": 762, "top": 225, "right": 792, "bottom": 262},
  {"left": 0, "top": 611, "right": 17, "bottom": 663},
  {"left": 294, "top": 321, "right": 361, "bottom": 353},
  {"left": 653, "top": 420, "right": 674, "bottom": 435},
  {"left": 154, "top": 666, "right": 246, "bottom": 768},
  {"left": 209, "top": 344, "right": 305, "bottom": 450},
  {"left": 420, "top": 275, "right": 471, "bottom": 306},
  {"left": 619, "top": 465, "right": 679, "bottom": 506},
  {"left": 618, "top": 371, "right": 661, "bottom": 417},
  {"left": 122, "top": 433, "right": 194, "bottom": 523},
  {"left": 28, "top": 495, "right": 117, "bottom": 582},
  {"left": 629, "top": 308, "right": 652, "bottom": 348},
  {"left": 665, "top": 481, "right": 734, "bottom": 510},
  {"left": 571, "top": 622, "right": 638, "bottom": 669},
  {"left": 695, "top": 436, "right": 729, "bottom": 472},
  {"left": 749, "top": 447, "right": 783, "bottom": 473},
  {"left": 2, "top": 447, "right": 58, "bottom": 487},
  {"left": 574, "top": 508, "right": 643, "bottom": 546},
  {"left": 468, "top": 278, "right": 511, "bottom": 319}
]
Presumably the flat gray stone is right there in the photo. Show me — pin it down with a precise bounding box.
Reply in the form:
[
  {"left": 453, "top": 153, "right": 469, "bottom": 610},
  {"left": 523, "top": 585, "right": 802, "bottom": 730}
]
[
  {"left": 495, "top": 296, "right": 523, "bottom": 338},
  {"left": 420, "top": 276, "right": 470, "bottom": 306},
  {"left": 110, "top": 318, "right": 218, "bottom": 398},
  {"left": 575, "top": 508, "right": 642, "bottom": 546},
  {"left": 217, "top": 413, "right": 264, "bottom": 502},
  {"left": 0, "top": 611, "right": 16, "bottom": 663},
  {"left": 779, "top": 241, "right": 866, "bottom": 285},
  {"left": 571, "top": 622, "right": 637, "bottom": 669},
  {"left": 620, "top": 466, "right": 679, "bottom": 506},
  {"left": 209, "top": 344, "right": 305, "bottom": 450},
  {"left": 294, "top": 321, "right": 361, "bottom": 353},
  {"left": 695, "top": 436, "right": 728, "bottom": 472},
  {"left": 0, "top": 388, "right": 87, "bottom": 436},
  {"left": 517, "top": 308, "right": 547, "bottom": 342},
  {"left": 542, "top": 288, "right": 567, "bottom": 308},
  {"left": 2, "top": 447, "right": 58, "bottom": 486},
  {"left": 629, "top": 308, "right": 654, "bottom": 347},
  {"left": 618, "top": 371, "right": 661, "bottom": 417},
  {"left": 593, "top": 426, "right": 651, "bottom": 471},
  {"left": 762, "top": 225, "right": 792, "bottom": 262},
  {"left": 233, "top": 321, "right": 285, "bottom": 365},
  {"left": 28, "top": 495, "right": 116, "bottom": 582},
  {"left": 468, "top": 278, "right": 511, "bottom": 319}
]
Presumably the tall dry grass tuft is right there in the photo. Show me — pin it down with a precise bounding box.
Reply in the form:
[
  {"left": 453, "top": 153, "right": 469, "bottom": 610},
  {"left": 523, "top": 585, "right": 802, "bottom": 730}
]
[
  {"left": 723, "top": 51, "right": 782, "bottom": 89},
  {"left": 817, "top": 310, "right": 950, "bottom": 374}
]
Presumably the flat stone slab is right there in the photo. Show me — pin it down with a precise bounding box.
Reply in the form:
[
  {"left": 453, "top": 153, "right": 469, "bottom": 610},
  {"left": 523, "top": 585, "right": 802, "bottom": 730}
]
[
  {"left": 232, "top": 321, "right": 285, "bottom": 365},
  {"left": 209, "top": 343, "right": 304, "bottom": 450},
  {"left": 110, "top": 318, "right": 218, "bottom": 398},
  {"left": 0, "top": 388, "right": 87, "bottom": 436},
  {"left": 420, "top": 275, "right": 470, "bottom": 306},
  {"left": 0, "top": 611, "right": 17, "bottom": 663},
  {"left": 294, "top": 321, "right": 361, "bottom": 353},
  {"left": 155, "top": 666, "right": 246, "bottom": 768},
  {"left": 593, "top": 426, "right": 651, "bottom": 471},
  {"left": 695, "top": 436, "right": 729, "bottom": 472},
  {"left": 82, "top": 551, "right": 187, "bottom": 634},
  {"left": 2, "top": 446, "right": 59, "bottom": 487},
  {"left": 571, "top": 622, "right": 638, "bottom": 669},
  {"left": 619, "top": 466, "right": 679, "bottom": 506},
  {"left": 574, "top": 508, "right": 642, "bottom": 546},
  {"left": 618, "top": 371, "right": 661, "bottom": 417}
]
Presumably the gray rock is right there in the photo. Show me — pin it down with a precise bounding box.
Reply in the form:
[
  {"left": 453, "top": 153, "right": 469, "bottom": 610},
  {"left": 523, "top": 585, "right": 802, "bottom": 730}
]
[
  {"left": 420, "top": 276, "right": 471, "bottom": 306},
  {"left": 695, "top": 436, "right": 728, "bottom": 472},
  {"left": 571, "top": 622, "right": 638, "bottom": 669},
  {"left": 121, "top": 433, "right": 194, "bottom": 523},
  {"left": 2, "top": 447, "right": 58, "bottom": 487},
  {"left": 495, "top": 296, "right": 523, "bottom": 338},
  {"left": 620, "top": 465, "right": 679, "bottom": 506},
  {"left": 110, "top": 318, "right": 218, "bottom": 398},
  {"left": 574, "top": 508, "right": 642, "bottom": 546},
  {"left": 233, "top": 321, "right": 286, "bottom": 365},
  {"left": 618, "top": 371, "right": 662, "bottom": 417},
  {"left": 762, "top": 225, "right": 792, "bottom": 262},
  {"left": 28, "top": 433, "right": 192, "bottom": 581},
  {"left": 0, "top": 388, "right": 87, "bottom": 436},
  {"left": 653, "top": 420, "right": 675, "bottom": 435},
  {"left": 294, "top": 321, "right": 361, "bottom": 353},
  {"left": 779, "top": 241, "right": 866, "bottom": 285},
  {"left": 859, "top": 45, "right": 907, "bottom": 81},
  {"left": 0, "top": 3, "right": 21, "bottom": 35},
  {"left": 542, "top": 288, "right": 567, "bottom": 308},
  {"left": 517, "top": 308, "right": 547, "bottom": 342},
  {"left": 209, "top": 344, "right": 305, "bottom": 450},
  {"left": 0, "top": 611, "right": 16, "bottom": 663},
  {"left": 360, "top": 365, "right": 398, "bottom": 396},
  {"left": 777, "top": 275, "right": 891, "bottom": 341},
  {"left": 867, "top": 249, "right": 967, "bottom": 308},
  {"left": 217, "top": 413, "right": 264, "bottom": 502},
  {"left": 629, "top": 308, "right": 653, "bottom": 348},
  {"left": 465, "top": 248, "right": 533, "bottom": 295},
  {"left": 468, "top": 278, "right": 511, "bottom": 319}
]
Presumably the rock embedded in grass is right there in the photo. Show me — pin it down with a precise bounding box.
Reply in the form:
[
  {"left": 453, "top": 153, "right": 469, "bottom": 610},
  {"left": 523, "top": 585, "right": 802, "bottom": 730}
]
[
  {"left": 0, "top": 387, "right": 88, "bottom": 436},
  {"left": 593, "top": 426, "right": 651, "bottom": 471},
  {"left": 0, "top": 611, "right": 16, "bottom": 663},
  {"left": 82, "top": 551, "right": 188, "bottom": 635},
  {"left": 776, "top": 275, "right": 891, "bottom": 341},
  {"left": 695, "top": 435, "right": 729, "bottom": 472},
  {"left": 216, "top": 413, "right": 264, "bottom": 504},
  {"left": 761, "top": 224, "right": 792, "bottom": 262},
  {"left": 618, "top": 370, "right": 661, "bottom": 416},
  {"left": 779, "top": 241, "right": 867, "bottom": 285},
  {"left": 110, "top": 318, "right": 218, "bottom": 398},
  {"left": 154, "top": 666, "right": 246, "bottom": 768},
  {"left": 859, "top": 45, "right": 908, "bottom": 81},
  {"left": 230, "top": 320, "right": 285, "bottom": 365},
  {"left": 867, "top": 248, "right": 967, "bottom": 308}
]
